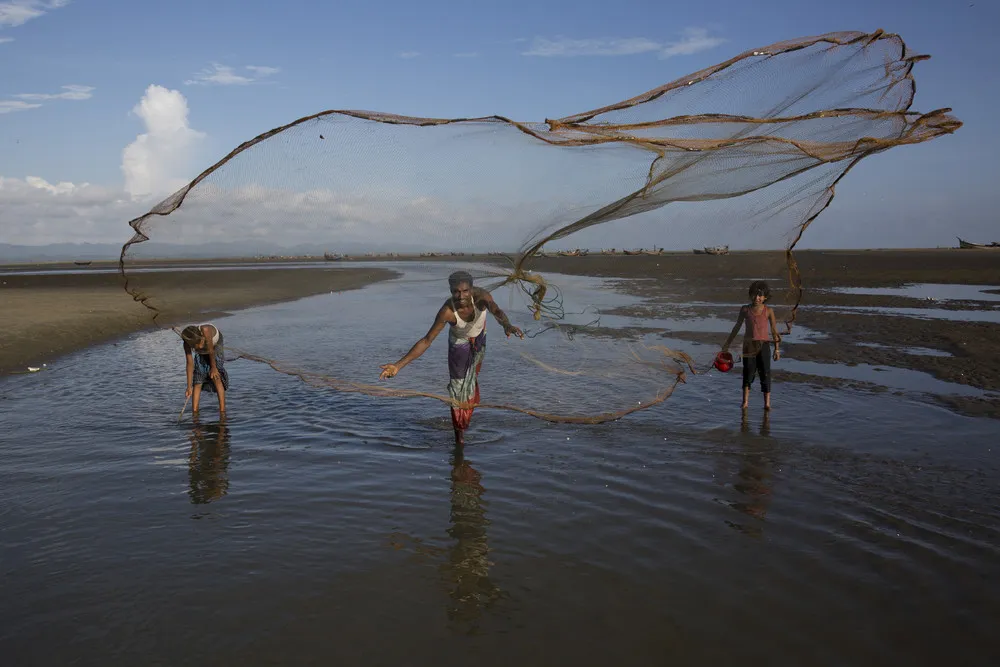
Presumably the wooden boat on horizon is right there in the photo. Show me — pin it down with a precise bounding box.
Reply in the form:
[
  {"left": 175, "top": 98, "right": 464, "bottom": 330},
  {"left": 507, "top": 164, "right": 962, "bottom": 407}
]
[
  {"left": 73, "top": 260, "right": 92, "bottom": 266},
  {"left": 957, "top": 237, "right": 1000, "bottom": 249},
  {"left": 693, "top": 245, "right": 729, "bottom": 255}
]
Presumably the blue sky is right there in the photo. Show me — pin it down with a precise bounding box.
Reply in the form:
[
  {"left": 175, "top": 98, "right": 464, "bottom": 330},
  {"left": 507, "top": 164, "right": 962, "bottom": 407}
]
[{"left": 1, "top": 0, "right": 996, "bottom": 249}]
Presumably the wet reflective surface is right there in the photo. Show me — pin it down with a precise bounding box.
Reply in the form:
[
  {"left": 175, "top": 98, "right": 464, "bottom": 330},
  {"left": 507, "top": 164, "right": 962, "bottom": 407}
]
[{"left": 2, "top": 266, "right": 999, "bottom": 666}]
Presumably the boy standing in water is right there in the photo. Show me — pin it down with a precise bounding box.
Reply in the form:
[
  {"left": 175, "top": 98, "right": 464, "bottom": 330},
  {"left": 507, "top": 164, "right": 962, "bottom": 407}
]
[{"left": 723, "top": 281, "right": 781, "bottom": 410}]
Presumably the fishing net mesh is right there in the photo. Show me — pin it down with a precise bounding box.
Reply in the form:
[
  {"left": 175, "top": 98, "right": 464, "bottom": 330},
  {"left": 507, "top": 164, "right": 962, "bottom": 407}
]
[{"left": 120, "top": 30, "right": 959, "bottom": 423}]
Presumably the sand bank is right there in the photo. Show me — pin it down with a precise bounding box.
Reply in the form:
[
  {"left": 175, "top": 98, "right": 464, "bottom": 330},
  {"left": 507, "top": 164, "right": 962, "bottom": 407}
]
[
  {"left": 0, "top": 265, "right": 397, "bottom": 375},
  {"left": 526, "top": 249, "right": 1000, "bottom": 418}
]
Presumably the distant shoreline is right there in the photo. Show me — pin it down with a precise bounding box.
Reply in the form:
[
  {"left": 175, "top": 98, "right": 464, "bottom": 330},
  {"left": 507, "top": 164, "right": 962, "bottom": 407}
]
[{"left": 0, "top": 245, "right": 995, "bottom": 271}]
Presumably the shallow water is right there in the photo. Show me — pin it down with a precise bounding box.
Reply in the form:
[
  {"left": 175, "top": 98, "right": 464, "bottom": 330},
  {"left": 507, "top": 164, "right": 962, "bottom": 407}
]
[
  {"left": 2, "top": 264, "right": 999, "bottom": 666},
  {"left": 823, "top": 283, "right": 1000, "bottom": 303},
  {"left": 0, "top": 260, "right": 337, "bottom": 277}
]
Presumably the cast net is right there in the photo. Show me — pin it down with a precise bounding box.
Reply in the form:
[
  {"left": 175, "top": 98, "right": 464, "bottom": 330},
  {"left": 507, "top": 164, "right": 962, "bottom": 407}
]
[{"left": 120, "top": 30, "right": 959, "bottom": 423}]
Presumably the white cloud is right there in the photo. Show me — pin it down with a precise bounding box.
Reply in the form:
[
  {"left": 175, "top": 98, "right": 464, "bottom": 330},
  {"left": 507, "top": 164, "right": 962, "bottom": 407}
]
[
  {"left": 660, "top": 27, "right": 727, "bottom": 58},
  {"left": 0, "top": 99, "right": 40, "bottom": 113},
  {"left": 184, "top": 63, "right": 280, "bottom": 86},
  {"left": 522, "top": 28, "right": 724, "bottom": 58},
  {"left": 398, "top": 51, "right": 420, "bottom": 59},
  {"left": 13, "top": 84, "right": 94, "bottom": 101},
  {"left": 121, "top": 181, "right": 553, "bottom": 253},
  {"left": 0, "top": 83, "right": 207, "bottom": 245},
  {"left": 453, "top": 51, "right": 479, "bottom": 58},
  {"left": 0, "top": 175, "right": 142, "bottom": 244},
  {"left": 0, "top": 37, "right": 14, "bottom": 43},
  {"left": 24, "top": 175, "right": 80, "bottom": 193},
  {"left": 246, "top": 65, "right": 280, "bottom": 76},
  {"left": 523, "top": 37, "right": 661, "bottom": 57},
  {"left": 121, "top": 84, "right": 206, "bottom": 198},
  {"left": 0, "top": 0, "right": 69, "bottom": 28}
]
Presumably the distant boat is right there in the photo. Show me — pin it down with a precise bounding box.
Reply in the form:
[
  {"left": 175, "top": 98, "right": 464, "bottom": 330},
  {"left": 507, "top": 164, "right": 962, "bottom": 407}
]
[
  {"left": 323, "top": 252, "right": 344, "bottom": 261},
  {"left": 957, "top": 237, "right": 1000, "bottom": 249},
  {"left": 703, "top": 245, "right": 730, "bottom": 255},
  {"left": 692, "top": 248, "right": 707, "bottom": 255},
  {"left": 73, "top": 261, "right": 92, "bottom": 266}
]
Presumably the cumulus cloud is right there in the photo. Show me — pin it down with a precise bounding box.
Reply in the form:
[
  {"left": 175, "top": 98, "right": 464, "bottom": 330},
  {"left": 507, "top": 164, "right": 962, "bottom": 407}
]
[
  {"left": 0, "top": 0, "right": 69, "bottom": 28},
  {"left": 0, "top": 175, "right": 142, "bottom": 244},
  {"left": 123, "top": 181, "right": 554, "bottom": 253},
  {"left": 0, "top": 36, "right": 14, "bottom": 43},
  {"left": 0, "top": 84, "right": 211, "bottom": 246},
  {"left": 121, "top": 85, "right": 206, "bottom": 199},
  {"left": 522, "top": 28, "right": 725, "bottom": 58},
  {"left": 184, "top": 63, "right": 280, "bottom": 86},
  {"left": 398, "top": 51, "right": 420, "bottom": 59}
]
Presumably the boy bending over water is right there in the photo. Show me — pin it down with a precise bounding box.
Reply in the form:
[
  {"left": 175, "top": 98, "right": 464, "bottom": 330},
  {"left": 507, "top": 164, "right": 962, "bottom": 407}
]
[{"left": 181, "top": 323, "right": 228, "bottom": 415}]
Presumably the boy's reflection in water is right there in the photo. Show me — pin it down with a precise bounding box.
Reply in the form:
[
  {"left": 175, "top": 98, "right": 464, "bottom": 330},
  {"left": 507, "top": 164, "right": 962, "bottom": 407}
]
[
  {"left": 441, "top": 444, "right": 503, "bottom": 633},
  {"left": 727, "top": 411, "right": 775, "bottom": 533},
  {"left": 188, "top": 416, "right": 231, "bottom": 505}
]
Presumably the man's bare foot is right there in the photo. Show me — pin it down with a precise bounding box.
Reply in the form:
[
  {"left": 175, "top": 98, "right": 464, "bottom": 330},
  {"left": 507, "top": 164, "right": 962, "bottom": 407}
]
[
  {"left": 764, "top": 404, "right": 771, "bottom": 411},
  {"left": 454, "top": 430, "right": 465, "bottom": 447},
  {"left": 741, "top": 403, "right": 749, "bottom": 410}
]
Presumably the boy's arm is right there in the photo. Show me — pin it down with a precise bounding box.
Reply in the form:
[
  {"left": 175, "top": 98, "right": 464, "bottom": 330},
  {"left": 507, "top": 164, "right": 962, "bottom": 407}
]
[
  {"left": 768, "top": 308, "right": 782, "bottom": 359},
  {"left": 201, "top": 326, "right": 220, "bottom": 379},
  {"left": 767, "top": 307, "right": 782, "bottom": 344},
  {"left": 184, "top": 343, "right": 194, "bottom": 392},
  {"left": 722, "top": 307, "right": 746, "bottom": 351}
]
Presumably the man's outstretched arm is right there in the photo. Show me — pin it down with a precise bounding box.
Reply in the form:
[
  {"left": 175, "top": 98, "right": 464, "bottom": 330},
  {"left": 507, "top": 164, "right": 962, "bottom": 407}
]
[{"left": 380, "top": 305, "right": 451, "bottom": 379}]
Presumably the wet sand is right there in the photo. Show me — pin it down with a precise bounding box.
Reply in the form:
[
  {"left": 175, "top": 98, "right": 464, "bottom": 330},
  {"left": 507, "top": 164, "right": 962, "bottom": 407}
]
[
  {"left": 4, "top": 249, "right": 999, "bottom": 417},
  {"left": 525, "top": 249, "right": 1000, "bottom": 418},
  {"left": 0, "top": 265, "right": 397, "bottom": 375}
]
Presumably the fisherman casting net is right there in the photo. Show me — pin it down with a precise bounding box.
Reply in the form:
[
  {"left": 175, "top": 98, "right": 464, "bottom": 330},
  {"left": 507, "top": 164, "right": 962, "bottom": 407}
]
[{"left": 120, "top": 30, "right": 959, "bottom": 423}]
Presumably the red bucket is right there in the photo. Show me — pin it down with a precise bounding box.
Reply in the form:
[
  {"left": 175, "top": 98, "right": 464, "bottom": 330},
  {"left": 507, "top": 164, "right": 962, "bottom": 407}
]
[{"left": 713, "top": 351, "right": 734, "bottom": 373}]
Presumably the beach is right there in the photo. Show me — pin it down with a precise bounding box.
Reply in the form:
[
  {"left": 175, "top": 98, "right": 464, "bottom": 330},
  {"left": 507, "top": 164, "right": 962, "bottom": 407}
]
[
  {"left": 2, "top": 250, "right": 998, "bottom": 666},
  {"left": 527, "top": 248, "right": 1000, "bottom": 417},
  {"left": 3, "top": 249, "right": 999, "bottom": 416},
  {"left": 0, "top": 263, "right": 398, "bottom": 375}
]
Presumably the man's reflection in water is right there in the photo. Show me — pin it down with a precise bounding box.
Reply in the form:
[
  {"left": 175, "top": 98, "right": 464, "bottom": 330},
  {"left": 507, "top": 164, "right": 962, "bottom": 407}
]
[
  {"left": 188, "top": 416, "right": 231, "bottom": 505},
  {"left": 441, "top": 444, "right": 502, "bottom": 633},
  {"left": 728, "top": 411, "right": 774, "bottom": 533}
]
